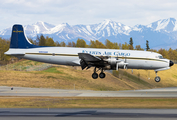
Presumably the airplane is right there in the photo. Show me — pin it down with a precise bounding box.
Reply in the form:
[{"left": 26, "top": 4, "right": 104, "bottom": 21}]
[{"left": 5, "top": 24, "right": 174, "bottom": 82}]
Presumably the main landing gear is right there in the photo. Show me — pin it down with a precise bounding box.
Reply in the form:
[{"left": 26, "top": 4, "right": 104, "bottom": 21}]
[
  {"left": 92, "top": 67, "right": 106, "bottom": 79},
  {"left": 154, "top": 71, "right": 161, "bottom": 82}
]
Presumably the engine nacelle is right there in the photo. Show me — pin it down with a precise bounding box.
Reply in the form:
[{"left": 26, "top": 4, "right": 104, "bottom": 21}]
[
  {"left": 105, "top": 57, "right": 117, "bottom": 65},
  {"left": 104, "top": 57, "right": 127, "bottom": 70}
]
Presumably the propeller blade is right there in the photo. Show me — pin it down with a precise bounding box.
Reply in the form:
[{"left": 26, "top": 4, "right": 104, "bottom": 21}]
[
  {"left": 124, "top": 64, "right": 127, "bottom": 70},
  {"left": 116, "top": 63, "right": 119, "bottom": 71}
]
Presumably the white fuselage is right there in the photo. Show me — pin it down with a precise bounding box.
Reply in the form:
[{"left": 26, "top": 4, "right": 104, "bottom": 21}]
[{"left": 5, "top": 47, "right": 170, "bottom": 70}]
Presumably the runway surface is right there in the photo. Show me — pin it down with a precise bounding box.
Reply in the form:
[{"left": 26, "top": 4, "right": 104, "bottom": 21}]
[
  {"left": 0, "top": 86, "right": 177, "bottom": 97},
  {"left": 1, "top": 87, "right": 177, "bottom": 120},
  {"left": 0, "top": 108, "right": 177, "bottom": 120}
]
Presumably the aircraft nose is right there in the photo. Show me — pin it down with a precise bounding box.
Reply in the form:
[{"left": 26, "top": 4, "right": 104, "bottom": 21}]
[{"left": 169, "top": 60, "right": 174, "bottom": 67}]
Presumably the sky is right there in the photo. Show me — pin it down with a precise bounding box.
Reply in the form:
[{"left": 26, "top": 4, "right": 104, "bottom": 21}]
[{"left": 1, "top": 0, "right": 177, "bottom": 30}]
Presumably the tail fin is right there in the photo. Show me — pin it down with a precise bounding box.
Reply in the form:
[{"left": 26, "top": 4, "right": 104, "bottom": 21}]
[{"left": 10, "top": 24, "right": 38, "bottom": 49}]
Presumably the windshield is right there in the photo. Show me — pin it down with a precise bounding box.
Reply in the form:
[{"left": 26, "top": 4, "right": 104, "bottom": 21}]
[{"left": 158, "top": 56, "right": 163, "bottom": 59}]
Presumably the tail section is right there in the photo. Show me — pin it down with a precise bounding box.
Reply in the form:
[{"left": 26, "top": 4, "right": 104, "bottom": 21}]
[{"left": 10, "top": 24, "right": 38, "bottom": 49}]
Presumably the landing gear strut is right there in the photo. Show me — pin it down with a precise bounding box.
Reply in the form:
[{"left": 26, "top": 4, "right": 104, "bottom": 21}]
[
  {"left": 155, "top": 71, "right": 161, "bottom": 82},
  {"left": 92, "top": 67, "right": 106, "bottom": 79},
  {"left": 92, "top": 67, "right": 98, "bottom": 79}
]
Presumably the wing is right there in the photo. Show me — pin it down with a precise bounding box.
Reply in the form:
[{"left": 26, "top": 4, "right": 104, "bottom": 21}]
[
  {"left": 78, "top": 53, "right": 101, "bottom": 62},
  {"left": 78, "top": 53, "right": 107, "bottom": 70}
]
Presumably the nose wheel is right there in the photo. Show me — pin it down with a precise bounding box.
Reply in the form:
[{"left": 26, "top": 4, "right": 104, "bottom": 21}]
[
  {"left": 155, "top": 71, "right": 161, "bottom": 82},
  {"left": 155, "top": 76, "right": 161, "bottom": 82}
]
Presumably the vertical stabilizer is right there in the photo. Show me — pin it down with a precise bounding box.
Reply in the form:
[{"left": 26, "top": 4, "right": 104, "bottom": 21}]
[{"left": 10, "top": 24, "right": 37, "bottom": 48}]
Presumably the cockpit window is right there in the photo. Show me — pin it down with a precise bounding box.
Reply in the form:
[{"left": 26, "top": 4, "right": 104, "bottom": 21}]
[
  {"left": 158, "top": 56, "right": 163, "bottom": 59},
  {"left": 155, "top": 56, "right": 163, "bottom": 59}
]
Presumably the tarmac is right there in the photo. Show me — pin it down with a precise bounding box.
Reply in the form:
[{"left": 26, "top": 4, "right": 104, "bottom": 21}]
[
  {"left": 0, "top": 108, "right": 177, "bottom": 120},
  {"left": 0, "top": 86, "right": 177, "bottom": 97}
]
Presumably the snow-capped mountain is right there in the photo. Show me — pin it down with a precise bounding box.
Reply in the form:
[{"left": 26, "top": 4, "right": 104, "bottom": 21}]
[
  {"left": 90, "top": 19, "right": 131, "bottom": 37},
  {"left": 146, "top": 18, "right": 177, "bottom": 32},
  {"left": 0, "top": 21, "right": 55, "bottom": 38},
  {"left": 23, "top": 21, "right": 55, "bottom": 37},
  {"left": 1, "top": 18, "right": 177, "bottom": 49}
]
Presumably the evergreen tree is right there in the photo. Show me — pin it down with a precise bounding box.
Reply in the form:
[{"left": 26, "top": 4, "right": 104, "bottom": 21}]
[
  {"left": 129, "top": 37, "right": 133, "bottom": 50},
  {"left": 146, "top": 40, "right": 150, "bottom": 51}
]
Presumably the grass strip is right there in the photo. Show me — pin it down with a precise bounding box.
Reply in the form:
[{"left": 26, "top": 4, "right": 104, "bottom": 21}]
[{"left": 0, "top": 97, "right": 177, "bottom": 108}]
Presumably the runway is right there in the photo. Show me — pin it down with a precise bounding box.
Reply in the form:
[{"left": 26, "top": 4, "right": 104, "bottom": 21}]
[
  {"left": 0, "top": 108, "right": 177, "bottom": 120},
  {"left": 1, "top": 87, "right": 177, "bottom": 120},
  {"left": 0, "top": 86, "right": 177, "bottom": 97}
]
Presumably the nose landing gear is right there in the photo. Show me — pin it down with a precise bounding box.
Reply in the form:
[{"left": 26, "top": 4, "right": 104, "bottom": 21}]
[{"left": 155, "top": 71, "right": 161, "bottom": 82}]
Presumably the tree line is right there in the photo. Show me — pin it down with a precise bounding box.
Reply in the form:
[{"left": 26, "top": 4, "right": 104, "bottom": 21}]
[
  {"left": 0, "top": 35, "right": 177, "bottom": 65},
  {"left": 0, "top": 37, "right": 11, "bottom": 64}
]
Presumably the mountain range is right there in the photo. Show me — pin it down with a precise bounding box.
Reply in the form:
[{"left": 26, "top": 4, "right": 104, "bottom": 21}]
[{"left": 1, "top": 18, "right": 177, "bottom": 49}]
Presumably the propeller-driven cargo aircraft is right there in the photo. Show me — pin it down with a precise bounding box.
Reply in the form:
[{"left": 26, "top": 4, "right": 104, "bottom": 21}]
[{"left": 5, "top": 25, "right": 174, "bottom": 82}]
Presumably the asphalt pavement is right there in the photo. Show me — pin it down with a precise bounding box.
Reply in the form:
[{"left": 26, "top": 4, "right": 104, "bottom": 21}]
[
  {"left": 0, "top": 86, "right": 177, "bottom": 97},
  {"left": 1, "top": 86, "right": 177, "bottom": 120},
  {"left": 0, "top": 108, "right": 177, "bottom": 120}
]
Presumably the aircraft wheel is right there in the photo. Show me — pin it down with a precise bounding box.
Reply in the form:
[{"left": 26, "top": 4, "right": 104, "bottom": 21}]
[
  {"left": 92, "top": 73, "right": 98, "bottom": 79},
  {"left": 155, "top": 76, "right": 161, "bottom": 82},
  {"left": 99, "top": 72, "right": 106, "bottom": 79}
]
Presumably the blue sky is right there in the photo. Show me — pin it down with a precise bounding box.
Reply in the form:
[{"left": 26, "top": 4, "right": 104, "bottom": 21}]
[{"left": 1, "top": 0, "right": 177, "bottom": 30}]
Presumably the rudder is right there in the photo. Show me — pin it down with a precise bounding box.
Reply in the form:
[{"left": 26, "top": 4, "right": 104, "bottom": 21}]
[{"left": 10, "top": 24, "right": 37, "bottom": 49}]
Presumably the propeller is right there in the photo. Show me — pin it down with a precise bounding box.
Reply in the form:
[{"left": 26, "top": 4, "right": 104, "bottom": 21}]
[
  {"left": 116, "top": 63, "right": 119, "bottom": 71},
  {"left": 124, "top": 57, "right": 127, "bottom": 70},
  {"left": 116, "top": 54, "right": 119, "bottom": 71}
]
